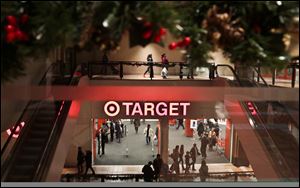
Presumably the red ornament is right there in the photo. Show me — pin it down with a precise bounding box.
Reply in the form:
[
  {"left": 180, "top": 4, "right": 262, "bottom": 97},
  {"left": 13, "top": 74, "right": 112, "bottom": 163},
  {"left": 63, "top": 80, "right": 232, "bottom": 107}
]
[
  {"left": 6, "top": 15, "right": 17, "bottom": 26},
  {"left": 20, "top": 14, "right": 29, "bottom": 24},
  {"left": 183, "top": 37, "right": 191, "bottom": 46},
  {"left": 168, "top": 42, "right": 177, "bottom": 50},
  {"left": 6, "top": 32, "right": 16, "bottom": 43},
  {"left": 143, "top": 30, "right": 153, "bottom": 39},
  {"left": 154, "top": 34, "right": 161, "bottom": 43},
  {"left": 159, "top": 27, "right": 167, "bottom": 36},
  {"left": 5, "top": 25, "right": 16, "bottom": 33}
]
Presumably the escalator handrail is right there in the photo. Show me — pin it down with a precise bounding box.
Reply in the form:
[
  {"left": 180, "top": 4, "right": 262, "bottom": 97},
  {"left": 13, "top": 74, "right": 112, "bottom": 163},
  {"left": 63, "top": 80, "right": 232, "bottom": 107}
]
[
  {"left": 0, "top": 62, "right": 58, "bottom": 158},
  {"left": 218, "top": 66, "right": 296, "bottom": 179},
  {"left": 251, "top": 66, "right": 269, "bottom": 87},
  {"left": 33, "top": 67, "right": 81, "bottom": 181},
  {"left": 215, "top": 64, "right": 242, "bottom": 86},
  {"left": 1, "top": 62, "right": 59, "bottom": 180},
  {"left": 239, "top": 101, "right": 295, "bottom": 179}
]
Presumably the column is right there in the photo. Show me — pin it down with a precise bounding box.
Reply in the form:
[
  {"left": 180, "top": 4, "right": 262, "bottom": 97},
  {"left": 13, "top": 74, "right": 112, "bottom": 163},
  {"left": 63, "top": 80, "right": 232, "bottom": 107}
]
[
  {"left": 185, "top": 118, "right": 193, "bottom": 137},
  {"left": 159, "top": 118, "right": 169, "bottom": 164}
]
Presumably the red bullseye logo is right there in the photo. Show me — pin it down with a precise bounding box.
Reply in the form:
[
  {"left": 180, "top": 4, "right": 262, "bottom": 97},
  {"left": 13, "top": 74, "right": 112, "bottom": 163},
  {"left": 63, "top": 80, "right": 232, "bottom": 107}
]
[{"left": 104, "top": 101, "right": 120, "bottom": 117}]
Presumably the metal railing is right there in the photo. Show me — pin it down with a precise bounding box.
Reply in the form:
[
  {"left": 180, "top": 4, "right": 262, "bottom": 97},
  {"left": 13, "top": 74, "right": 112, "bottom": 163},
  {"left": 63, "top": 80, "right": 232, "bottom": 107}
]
[
  {"left": 86, "top": 61, "right": 206, "bottom": 80},
  {"left": 60, "top": 170, "right": 255, "bottom": 182}
]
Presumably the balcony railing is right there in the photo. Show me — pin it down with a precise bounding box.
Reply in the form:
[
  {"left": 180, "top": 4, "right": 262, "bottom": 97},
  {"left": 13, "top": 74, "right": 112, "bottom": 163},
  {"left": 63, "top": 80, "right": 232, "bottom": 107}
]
[{"left": 60, "top": 171, "right": 255, "bottom": 182}]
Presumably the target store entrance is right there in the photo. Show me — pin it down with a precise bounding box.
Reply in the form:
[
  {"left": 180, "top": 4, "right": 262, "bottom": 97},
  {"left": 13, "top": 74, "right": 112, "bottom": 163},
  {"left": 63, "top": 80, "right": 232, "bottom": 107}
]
[{"left": 87, "top": 100, "right": 234, "bottom": 170}]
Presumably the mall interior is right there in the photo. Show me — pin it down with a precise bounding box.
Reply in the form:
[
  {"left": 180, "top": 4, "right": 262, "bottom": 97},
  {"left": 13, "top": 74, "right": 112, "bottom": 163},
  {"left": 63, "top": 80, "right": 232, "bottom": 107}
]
[{"left": 1, "top": 1, "right": 299, "bottom": 185}]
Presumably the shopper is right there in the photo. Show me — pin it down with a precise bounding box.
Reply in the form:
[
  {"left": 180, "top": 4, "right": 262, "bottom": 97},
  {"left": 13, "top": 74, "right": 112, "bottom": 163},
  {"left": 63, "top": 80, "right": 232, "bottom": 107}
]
[
  {"left": 197, "top": 121, "right": 205, "bottom": 139},
  {"left": 144, "top": 54, "right": 154, "bottom": 77},
  {"left": 143, "top": 124, "right": 154, "bottom": 145},
  {"left": 209, "top": 63, "right": 216, "bottom": 80},
  {"left": 190, "top": 143, "right": 200, "bottom": 171},
  {"left": 100, "top": 128, "right": 106, "bottom": 155},
  {"left": 110, "top": 121, "right": 114, "bottom": 142},
  {"left": 95, "top": 129, "right": 101, "bottom": 155},
  {"left": 169, "top": 148, "right": 180, "bottom": 174},
  {"left": 178, "top": 145, "right": 185, "bottom": 170},
  {"left": 115, "top": 122, "right": 121, "bottom": 143},
  {"left": 134, "top": 118, "right": 140, "bottom": 134},
  {"left": 142, "top": 161, "right": 155, "bottom": 182},
  {"left": 176, "top": 118, "right": 185, "bottom": 130},
  {"left": 153, "top": 154, "right": 163, "bottom": 181},
  {"left": 201, "top": 134, "right": 209, "bottom": 159},
  {"left": 77, "top": 146, "right": 85, "bottom": 175},
  {"left": 84, "top": 150, "right": 96, "bottom": 176},
  {"left": 199, "top": 160, "right": 209, "bottom": 182},
  {"left": 161, "top": 53, "right": 169, "bottom": 79},
  {"left": 184, "top": 151, "right": 191, "bottom": 174}
]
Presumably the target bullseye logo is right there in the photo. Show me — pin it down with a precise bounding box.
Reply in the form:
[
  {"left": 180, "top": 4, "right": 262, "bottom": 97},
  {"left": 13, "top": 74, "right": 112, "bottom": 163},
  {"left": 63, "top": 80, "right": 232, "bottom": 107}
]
[{"left": 104, "top": 101, "right": 120, "bottom": 117}]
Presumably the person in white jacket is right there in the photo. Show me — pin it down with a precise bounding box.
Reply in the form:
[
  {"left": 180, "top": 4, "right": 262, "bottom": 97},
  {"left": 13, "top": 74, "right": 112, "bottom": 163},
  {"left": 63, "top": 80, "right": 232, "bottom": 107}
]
[{"left": 144, "top": 124, "right": 154, "bottom": 145}]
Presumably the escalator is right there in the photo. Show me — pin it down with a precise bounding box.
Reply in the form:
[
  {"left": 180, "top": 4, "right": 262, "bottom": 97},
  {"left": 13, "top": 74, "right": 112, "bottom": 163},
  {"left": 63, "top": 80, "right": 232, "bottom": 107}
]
[
  {"left": 216, "top": 64, "right": 299, "bottom": 180},
  {"left": 1, "top": 65, "right": 81, "bottom": 182}
]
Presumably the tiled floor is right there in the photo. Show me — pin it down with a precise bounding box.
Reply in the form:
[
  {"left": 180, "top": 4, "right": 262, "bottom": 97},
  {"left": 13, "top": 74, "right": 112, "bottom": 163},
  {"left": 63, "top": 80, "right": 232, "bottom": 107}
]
[{"left": 93, "top": 119, "right": 228, "bottom": 165}]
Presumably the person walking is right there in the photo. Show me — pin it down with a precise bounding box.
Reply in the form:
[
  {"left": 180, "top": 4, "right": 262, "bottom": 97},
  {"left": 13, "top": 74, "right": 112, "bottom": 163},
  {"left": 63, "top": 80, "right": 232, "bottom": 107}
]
[
  {"left": 153, "top": 154, "right": 163, "bottom": 181},
  {"left": 110, "top": 121, "right": 115, "bottom": 142},
  {"left": 190, "top": 143, "right": 201, "bottom": 171},
  {"left": 115, "top": 122, "right": 121, "bottom": 143},
  {"left": 77, "top": 146, "right": 85, "bottom": 175},
  {"left": 186, "top": 54, "right": 194, "bottom": 79},
  {"left": 142, "top": 161, "right": 155, "bottom": 182},
  {"left": 134, "top": 118, "right": 140, "bottom": 134},
  {"left": 197, "top": 121, "right": 205, "bottom": 139},
  {"left": 199, "top": 160, "right": 209, "bottom": 182},
  {"left": 176, "top": 118, "right": 185, "bottom": 130},
  {"left": 143, "top": 124, "right": 154, "bottom": 145},
  {"left": 144, "top": 54, "right": 154, "bottom": 78},
  {"left": 209, "top": 63, "right": 216, "bottom": 80},
  {"left": 100, "top": 128, "right": 106, "bottom": 155},
  {"left": 84, "top": 150, "right": 96, "bottom": 176},
  {"left": 201, "top": 134, "right": 209, "bottom": 159},
  {"left": 161, "top": 53, "right": 169, "bottom": 79},
  {"left": 184, "top": 151, "right": 191, "bottom": 174},
  {"left": 95, "top": 129, "right": 101, "bottom": 155},
  {"left": 178, "top": 145, "right": 185, "bottom": 170}
]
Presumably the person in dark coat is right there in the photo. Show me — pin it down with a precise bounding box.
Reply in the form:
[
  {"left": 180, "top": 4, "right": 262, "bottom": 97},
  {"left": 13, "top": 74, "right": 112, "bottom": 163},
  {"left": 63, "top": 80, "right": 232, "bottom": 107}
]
[
  {"left": 201, "top": 135, "right": 209, "bottom": 159},
  {"left": 190, "top": 143, "right": 200, "bottom": 171},
  {"left": 199, "top": 160, "right": 209, "bottom": 182},
  {"left": 184, "top": 151, "right": 191, "bottom": 174},
  {"left": 144, "top": 54, "right": 154, "bottom": 77},
  {"left": 153, "top": 154, "right": 163, "bottom": 181},
  {"left": 134, "top": 118, "right": 140, "bottom": 134},
  {"left": 95, "top": 129, "right": 101, "bottom": 155},
  {"left": 110, "top": 121, "right": 114, "bottom": 142},
  {"left": 142, "top": 161, "right": 155, "bottom": 182},
  {"left": 178, "top": 145, "right": 185, "bottom": 170},
  {"left": 197, "top": 122, "right": 205, "bottom": 139},
  {"left": 176, "top": 118, "right": 185, "bottom": 130},
  {"left": 84, "top": 150, "right": 95, "bottom": 176},
  {"left": 115, "top": 122, "right": 121, "bottom": 143},
  {"left": 209, "top": 63, "right": 216, "bottom": 80},
  {"left": 77, "top": 147, "right": 85, "bottom": 175},
  {"left": 100, "top": 128, "right": 106, "bottom": 155}
]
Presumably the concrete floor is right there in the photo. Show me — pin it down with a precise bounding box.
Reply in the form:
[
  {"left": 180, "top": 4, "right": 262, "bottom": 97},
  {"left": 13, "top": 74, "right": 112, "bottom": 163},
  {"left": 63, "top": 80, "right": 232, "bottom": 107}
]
[{"left": 93, "top": 119, "right": 228, "bottom": 166}]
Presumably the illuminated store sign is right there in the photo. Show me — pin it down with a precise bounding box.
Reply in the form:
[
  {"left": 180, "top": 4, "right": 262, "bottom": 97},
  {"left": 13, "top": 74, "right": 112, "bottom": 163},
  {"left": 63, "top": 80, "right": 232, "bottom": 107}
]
[{"left": 104, "top": 101, "right": 190, "bottom": 117}]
